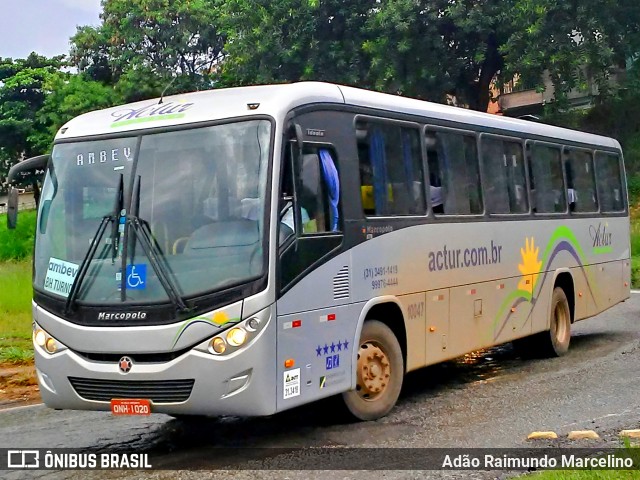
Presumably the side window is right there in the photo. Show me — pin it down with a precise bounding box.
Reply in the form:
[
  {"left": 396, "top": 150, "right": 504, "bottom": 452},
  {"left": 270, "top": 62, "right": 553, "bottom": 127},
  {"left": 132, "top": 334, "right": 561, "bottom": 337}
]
[
  {"left": 279, "top": 145, "right": 296, "bottom": 244},
  {"left": 564, "top": 149, "right": 598, "bottom": 213},
  {"left": 529, "top": 144, "right": 565, "bottom": 213},
  {"left": 481, "top": 137, "right": 528, "bottom": 214},
  {"left": 426, "top": 129, "right": 482, "bottom": 215},
  {"left": 298, "top": 148, "right": 341, "bottom": 233},
  {"left": 595, "top": 152, "right": 624, "bottom": 212},
  {"left": 356, "top": 121, "right": 425, "bottom": 216},
  {"left": 279, "top": 143, "right": 341, "bottom": 245}
]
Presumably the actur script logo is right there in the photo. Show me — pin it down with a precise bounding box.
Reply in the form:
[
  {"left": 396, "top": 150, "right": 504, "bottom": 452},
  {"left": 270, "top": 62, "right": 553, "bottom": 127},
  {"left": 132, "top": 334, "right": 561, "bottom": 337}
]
[
  {"left": 110, "top": 102, "right": 195, "bottom": 128},
  {"left": 589, "top": 222, "right": 613, "bottom": 254}
]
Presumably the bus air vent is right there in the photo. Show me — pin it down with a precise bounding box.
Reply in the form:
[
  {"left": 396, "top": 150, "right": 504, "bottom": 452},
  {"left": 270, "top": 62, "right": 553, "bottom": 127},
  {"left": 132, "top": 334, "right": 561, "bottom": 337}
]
[{"left": 333, "top": 266, "right": 350, "bottom": 300}]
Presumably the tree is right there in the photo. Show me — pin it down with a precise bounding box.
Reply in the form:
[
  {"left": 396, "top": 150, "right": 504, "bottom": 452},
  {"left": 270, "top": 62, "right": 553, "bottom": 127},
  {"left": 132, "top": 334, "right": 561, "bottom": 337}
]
[
  {"left": 221, "top": 0, "right": 640, "bottom": 112},
  {"left": 504, "top": 0, "right": 640, "bottom": 110},
  {"left": 34, "top": 73, "right": 122, "bottom": 152},
  {"left": 220, "top": 0, "right": 374, "bottom": 87},
  {"left": 70, "top": 0, "right": 226, "bottom": 101},
  {"left": 0, "top": 54, "right": 63, "bottom": 192},
  {"left": 364, "top": 0, "right": 514, "bottom": 110}
]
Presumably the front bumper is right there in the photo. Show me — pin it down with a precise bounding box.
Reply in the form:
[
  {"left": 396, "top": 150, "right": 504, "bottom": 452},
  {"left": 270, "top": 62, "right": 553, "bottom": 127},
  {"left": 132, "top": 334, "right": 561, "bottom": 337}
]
[{"left": 34, "top": 315, "right": 277, "bottom": 417}]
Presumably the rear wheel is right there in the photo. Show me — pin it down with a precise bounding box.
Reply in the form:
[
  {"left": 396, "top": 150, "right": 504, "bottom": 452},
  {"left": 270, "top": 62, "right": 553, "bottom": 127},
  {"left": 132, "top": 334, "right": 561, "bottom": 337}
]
[
  {"left": 342, "top": 320, "right": 404, "bottom": 421},
  {"left": 514, "top": 287, "right": 571, "bottom": 358},
  {"left": 545, "top": 287, "right": 571, "bottom": 356}
]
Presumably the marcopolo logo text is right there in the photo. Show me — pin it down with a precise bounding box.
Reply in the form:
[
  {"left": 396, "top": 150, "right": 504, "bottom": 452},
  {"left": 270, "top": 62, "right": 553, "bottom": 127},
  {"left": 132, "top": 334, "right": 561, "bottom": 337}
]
[{"left": 98, "top": 312, "right": 147, "bottom": 321}]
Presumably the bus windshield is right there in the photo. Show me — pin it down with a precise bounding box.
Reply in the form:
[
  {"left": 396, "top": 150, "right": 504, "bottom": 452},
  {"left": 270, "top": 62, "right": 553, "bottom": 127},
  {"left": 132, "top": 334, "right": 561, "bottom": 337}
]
[{"left": 34, "top": 119, "right": 271, "bottom": 307}]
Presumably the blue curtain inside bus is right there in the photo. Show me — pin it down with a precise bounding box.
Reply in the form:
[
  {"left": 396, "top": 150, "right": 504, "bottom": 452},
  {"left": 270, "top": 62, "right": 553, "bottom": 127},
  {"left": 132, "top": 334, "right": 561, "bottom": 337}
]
[
  {"left": 369, "top": 127, "right": 388, "bottom": 214},
  {"left": 319, "top": 148, "right": 340, "bottom": 231},
  {"left": 401, "top": 130, "right": 415, "bottom": 201}
]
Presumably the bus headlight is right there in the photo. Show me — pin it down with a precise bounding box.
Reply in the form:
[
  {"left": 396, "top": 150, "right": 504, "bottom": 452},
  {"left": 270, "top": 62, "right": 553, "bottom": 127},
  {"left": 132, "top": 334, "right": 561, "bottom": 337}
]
[
  {"left": 226, "top": 328, "right": 247, "bottom": 347},
  {"left": 211, "top": 337, "right": 226, "bottom": 354},
  {"left": 197, "top": 308, "right": 271, "bottom": 357},
  {"left": 32, "top": 323, "right": 67, "bottom": 355},
  {"left": 45, "top": 338, "right": 57, "bottom": 354},
  {"left": 34, "top": 329, "right": 47, "bottom": 347}
]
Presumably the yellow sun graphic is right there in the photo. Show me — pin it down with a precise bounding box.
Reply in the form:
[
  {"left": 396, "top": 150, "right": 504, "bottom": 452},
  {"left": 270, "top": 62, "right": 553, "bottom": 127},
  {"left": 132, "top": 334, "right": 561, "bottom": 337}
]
[
  {"left": 211, "top": 311, "right": 229, "bottom": 326},
  {"left": 518, "top": 237, "right": 542, "bottom": 294}
]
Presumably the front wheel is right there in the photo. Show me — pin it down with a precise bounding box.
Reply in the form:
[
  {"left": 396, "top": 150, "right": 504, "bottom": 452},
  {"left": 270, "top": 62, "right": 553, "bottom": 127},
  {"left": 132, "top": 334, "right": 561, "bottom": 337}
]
[{"left": 341, "top": 320, "right": 404, "bottom": 421}]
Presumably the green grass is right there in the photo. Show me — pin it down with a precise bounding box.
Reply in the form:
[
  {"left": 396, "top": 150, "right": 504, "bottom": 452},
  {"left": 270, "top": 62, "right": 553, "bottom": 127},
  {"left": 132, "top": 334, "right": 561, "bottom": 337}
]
[
  {"left": 631, "top": 256, "right": 640, "bottom": 289},
  {"left": 631, "top": 217, "right": 640, "bottom": 289},
  {"left": 0, "top": 259, "right": 34, "bottom": 364},
  {"left": 527, "top": 471, "right": 640, "bottom": 479},
  {"left": 522, "top": 443, "right": 640, "bottom": 479},
  {"left": 0, "top": 346, "right": 33, "bottom": 364},
  {"left": 0, "top": 210, "right": 37, "bottom": 261},
  {"left": 631, "top": 217, "right": 640, "bottom": 257}
]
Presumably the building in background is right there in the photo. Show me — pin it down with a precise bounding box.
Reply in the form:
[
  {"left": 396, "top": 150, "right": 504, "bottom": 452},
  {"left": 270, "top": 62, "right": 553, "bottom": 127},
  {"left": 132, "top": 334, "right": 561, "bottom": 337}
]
[{"left": 490, "top": 64, "right": 628, "bottom": 117}]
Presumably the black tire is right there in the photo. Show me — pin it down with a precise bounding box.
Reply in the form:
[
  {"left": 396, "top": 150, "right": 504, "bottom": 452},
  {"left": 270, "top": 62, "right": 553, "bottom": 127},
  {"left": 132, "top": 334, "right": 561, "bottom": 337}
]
[
  {"left": 341, "top": 320, "right": 404, "bottom": 421},
  {"left": 514, "top": 287, "right": 571, "bottom": 358}
]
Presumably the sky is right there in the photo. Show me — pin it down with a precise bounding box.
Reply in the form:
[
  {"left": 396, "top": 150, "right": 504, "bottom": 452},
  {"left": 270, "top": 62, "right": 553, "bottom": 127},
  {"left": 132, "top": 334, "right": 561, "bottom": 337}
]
[{"left": 0, "top": 0, "right": 102, "bottom": 60}]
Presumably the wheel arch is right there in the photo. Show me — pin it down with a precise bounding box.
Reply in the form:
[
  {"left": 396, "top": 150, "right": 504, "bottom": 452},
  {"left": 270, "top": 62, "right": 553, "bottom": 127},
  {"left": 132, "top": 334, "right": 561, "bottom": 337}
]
[
  {"left": 354, "top": 297, "right": 408, "bottom": 380},
  {"left": 551, "top": 269, "right": 575, "bottom": 323}
]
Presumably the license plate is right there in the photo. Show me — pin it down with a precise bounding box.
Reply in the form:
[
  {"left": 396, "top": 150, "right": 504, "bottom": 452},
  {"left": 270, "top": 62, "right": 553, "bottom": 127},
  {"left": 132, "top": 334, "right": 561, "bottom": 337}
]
[{"left": 110, "top": 398, "right": 151, "bottom": 416}]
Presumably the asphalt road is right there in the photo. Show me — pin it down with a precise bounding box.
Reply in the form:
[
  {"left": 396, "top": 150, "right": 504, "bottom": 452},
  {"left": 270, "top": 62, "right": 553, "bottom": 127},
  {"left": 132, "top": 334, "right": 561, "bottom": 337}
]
[{"left": 2, "top": 293, "right": 640, "bottom": 479}]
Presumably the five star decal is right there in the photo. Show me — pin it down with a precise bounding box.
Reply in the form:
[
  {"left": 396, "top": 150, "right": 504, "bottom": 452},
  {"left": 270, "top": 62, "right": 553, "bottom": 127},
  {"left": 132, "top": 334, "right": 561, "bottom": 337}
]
[{"left": 316, "top": 340, "right": 349, "bottom": 357}]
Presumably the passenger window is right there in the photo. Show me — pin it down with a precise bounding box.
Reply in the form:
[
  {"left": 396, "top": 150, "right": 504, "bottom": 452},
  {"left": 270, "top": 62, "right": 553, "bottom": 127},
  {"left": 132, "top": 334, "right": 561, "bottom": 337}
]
[
  {"left": 356, "top": 122, "right": 425, "bottom": 216},
  {"left": 564, "top": 149, "right": 598, "bottom": 213},
  {"left": 595, "top": 152, "right": 624, "bottom": 212},
  {"left": 426, "top": 130, "right": 482, "bottom": 215},
  {"left": 529, "top": 144, "right": 565, "bottom": 213},
  {"left": 481, "top": 137, "right": 527, "bottom": 214}
]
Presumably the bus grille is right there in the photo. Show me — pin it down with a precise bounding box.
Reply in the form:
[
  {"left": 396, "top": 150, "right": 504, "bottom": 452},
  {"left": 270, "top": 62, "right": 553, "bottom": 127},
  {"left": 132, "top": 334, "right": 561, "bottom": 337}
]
[
  {"left": 68, "top": 377, "right": 195, "bottom": 403},
  {"left": 333, "top": 265, "right": 350, "bottom": 300}
]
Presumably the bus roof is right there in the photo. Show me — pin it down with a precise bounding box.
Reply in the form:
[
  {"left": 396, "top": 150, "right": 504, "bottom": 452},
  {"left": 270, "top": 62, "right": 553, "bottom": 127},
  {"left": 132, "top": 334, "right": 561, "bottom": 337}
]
[{"left": 55, "top": 82, "right": 620, "bottom": 150}]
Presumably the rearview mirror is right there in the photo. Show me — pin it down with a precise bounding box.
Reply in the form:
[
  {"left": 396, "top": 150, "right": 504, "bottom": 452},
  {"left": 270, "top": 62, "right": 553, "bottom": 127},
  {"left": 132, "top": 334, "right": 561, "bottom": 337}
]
[{"left": 7, "top": 187, "right": 18, "bottom": 229}]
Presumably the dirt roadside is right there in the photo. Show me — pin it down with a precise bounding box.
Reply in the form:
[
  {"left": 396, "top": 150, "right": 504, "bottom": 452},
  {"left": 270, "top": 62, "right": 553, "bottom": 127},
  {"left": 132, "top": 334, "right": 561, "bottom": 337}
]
[{"left": 0, "top": 363, "right": 41, "bottom": 408}]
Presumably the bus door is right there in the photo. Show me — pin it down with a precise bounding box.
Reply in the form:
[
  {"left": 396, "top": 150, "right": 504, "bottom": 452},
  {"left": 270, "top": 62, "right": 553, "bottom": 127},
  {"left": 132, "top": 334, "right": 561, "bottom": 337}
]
[{"left": 275, "top": 122, "right": 357, "bottom": 410}]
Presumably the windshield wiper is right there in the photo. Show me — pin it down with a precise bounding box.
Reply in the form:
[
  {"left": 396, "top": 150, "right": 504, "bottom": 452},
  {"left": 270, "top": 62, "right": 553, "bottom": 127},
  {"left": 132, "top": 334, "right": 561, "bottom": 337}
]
[
  {"left": 128, "top": 175, "right": 190, "bottom": 314},
  {"left": 128, "top": 217, "right": 190, "bottom": 313},
  {"left": 65, "top": 175, "right": 125, "bottom": 314},
  {"left": 64, "top": 174, "right": 189, "bottom": 315},
  {"left": 112, "top": 174, "right": 124, "bottom": 263},
  {"left": 65, "top": 215, "right": 114, "bottom": 315}
]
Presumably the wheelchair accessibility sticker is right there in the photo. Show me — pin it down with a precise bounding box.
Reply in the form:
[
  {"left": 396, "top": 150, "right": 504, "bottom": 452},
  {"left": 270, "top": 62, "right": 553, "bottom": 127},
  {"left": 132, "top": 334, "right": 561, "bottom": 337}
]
[{"left": 117, "top": 264, "right": 147, "bottom": 290}]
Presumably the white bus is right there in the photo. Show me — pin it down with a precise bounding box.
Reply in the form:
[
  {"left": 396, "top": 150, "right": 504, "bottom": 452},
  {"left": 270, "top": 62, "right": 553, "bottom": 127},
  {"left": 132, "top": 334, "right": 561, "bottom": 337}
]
[{"left": 9, "top": 82, "right": 629, "bottom": 421}]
